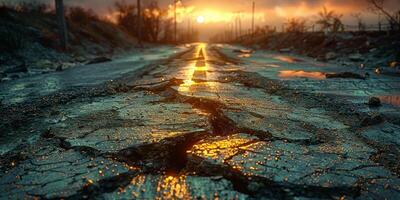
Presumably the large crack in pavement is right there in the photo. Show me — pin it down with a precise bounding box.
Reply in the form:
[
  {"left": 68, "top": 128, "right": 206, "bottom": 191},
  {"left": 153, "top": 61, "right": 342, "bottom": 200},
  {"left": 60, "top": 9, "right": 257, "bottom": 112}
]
[{"left": 1, "top": 44, "right": 400, "bottom": 199}]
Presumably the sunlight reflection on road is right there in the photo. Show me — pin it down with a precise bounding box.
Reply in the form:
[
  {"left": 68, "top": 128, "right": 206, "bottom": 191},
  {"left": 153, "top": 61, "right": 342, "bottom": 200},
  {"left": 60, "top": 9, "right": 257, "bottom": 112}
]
[{"left": 178, "top": 43, "right": 217, "bottom": 94}]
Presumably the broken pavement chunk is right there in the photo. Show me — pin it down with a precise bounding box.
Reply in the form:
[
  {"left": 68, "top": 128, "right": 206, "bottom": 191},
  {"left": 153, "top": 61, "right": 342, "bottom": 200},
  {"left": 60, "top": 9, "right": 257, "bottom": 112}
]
[
  {"left": 0, "top": 147, "right": 131, "bottom": 199},
  {"left": 51, "top": 92, "right": 211, "bottom": 157},
  {"left": 187, "top": 133, "right": 398, "bottom": 199}
]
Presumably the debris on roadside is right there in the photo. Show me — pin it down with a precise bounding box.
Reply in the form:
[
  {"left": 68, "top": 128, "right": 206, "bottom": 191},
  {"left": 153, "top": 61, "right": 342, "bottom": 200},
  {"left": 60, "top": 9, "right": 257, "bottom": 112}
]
[
  {"left": 368, "top": 97, "right": 382, "bottom": 107},
  {"left": 325, "top": 72, "right": 366, "bottom": 80},
  {"left": 233, "top": 49, "right": 254, "bottom": 54},
  {"left": 349, "top": 53, "right": 363, "bottom": 62},
  {"left": 87, "top": 56, "right": 112, "bottom": 65},
  {"left": 361, "top": 113, "right": 385, "bottom": 127},
  {"left": 375, "top": 67, "right": 382, "bottom": 74}
]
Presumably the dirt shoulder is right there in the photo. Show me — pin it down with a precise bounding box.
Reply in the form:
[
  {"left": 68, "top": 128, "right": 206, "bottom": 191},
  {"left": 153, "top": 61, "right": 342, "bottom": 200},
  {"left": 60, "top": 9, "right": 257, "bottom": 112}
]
[
  {"left": 0, "top": 7, "right": 139, "bottom": 82},
  {"left": 239, "top": 32, "right": 400, "bottom": 75}
]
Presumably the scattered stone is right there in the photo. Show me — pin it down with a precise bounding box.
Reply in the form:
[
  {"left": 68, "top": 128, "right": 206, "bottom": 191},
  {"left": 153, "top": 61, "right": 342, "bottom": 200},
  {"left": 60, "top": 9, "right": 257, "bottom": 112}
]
[
  {"left": 56, "top": 64, "right": 63, "bottom": 71},
  {"left": 368, "top": 97, "right": 382, "bottom": 107},
  {"left": 233, "top": 49, "right": 253, "bottom": 54},
  {"left": 389, "top": 61, "right": 398, "bottom": 68},
  {"left": 74, "top": 56, "right": 87, "bottom": 63},
  {"left": 1, "top": 77, "right": 12, "bottom": 82},
  {"left": 349, "top": 53, "right": 363, "bottom": 62},
  {"left": 361, "top": 113, "right": 385, "bottom": 127},
  {"left": 87, "top": 56, "right": 112, "bottom": 65},
  {"left": 325, "top": 72, "right": 366, "bottom": 80},
  {"left": 375, "top": 67, "right": 382, "bottom": 74},
  {"left": 325, "top": 52, "right": 337, "bottom": 60},
  {"left": 35, "top": 59, "right": 54, "bottom": 69}
]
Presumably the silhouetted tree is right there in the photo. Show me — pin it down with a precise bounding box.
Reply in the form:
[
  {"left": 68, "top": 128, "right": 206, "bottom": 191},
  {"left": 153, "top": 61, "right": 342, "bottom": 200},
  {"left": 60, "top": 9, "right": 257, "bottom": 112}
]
[
  {"left": 68, "top": 6, "right": 98, "bottom": 23},
  {"left": 114, "top": 1, "right": 137, "bottom": 35},
  {"left": 367, "top": 0, "right": 400, "bottom": 31},
  {"left": 351, "top": 13, "right": 366, "bottom": 31},
  {"left": 143, "top": 1, "right": 162, "bottom": 42},
  {"left": 285, "top": 18, "right": 307, "bottom": 33},
  {"left": 316, "top": 6, "right": 344, "bottom": 33}
]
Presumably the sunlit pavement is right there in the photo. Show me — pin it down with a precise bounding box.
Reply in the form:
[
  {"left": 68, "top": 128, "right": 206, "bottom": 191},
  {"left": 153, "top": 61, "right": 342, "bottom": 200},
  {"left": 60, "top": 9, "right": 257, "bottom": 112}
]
[{"left": 1, "top": 43, "right": 400, "bottom": 199}]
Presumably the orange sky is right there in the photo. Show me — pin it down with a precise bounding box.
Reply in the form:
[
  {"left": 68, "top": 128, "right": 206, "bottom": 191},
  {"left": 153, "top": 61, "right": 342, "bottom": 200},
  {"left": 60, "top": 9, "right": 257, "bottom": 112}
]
[{"left": 7, "top": 0, "right": 400, "bottom": 39}]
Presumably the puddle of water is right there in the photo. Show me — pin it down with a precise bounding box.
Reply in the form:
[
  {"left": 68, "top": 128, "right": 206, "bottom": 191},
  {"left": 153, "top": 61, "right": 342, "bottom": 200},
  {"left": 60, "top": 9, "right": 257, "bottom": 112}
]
[
  {"left": 264, "top": 64, "right": 281, "bottom": 68},
  {"left": 274, "top": 56, "right": 303, "bottom": 63},
  {"left": 379, "top": 95, "right": 400, "bottom": 107},
  {"left": 278, "top": 70, "right": 326, "bottom": 80},
  {"left": 238, "top": 54, "right": 251, "bottom": 58}
]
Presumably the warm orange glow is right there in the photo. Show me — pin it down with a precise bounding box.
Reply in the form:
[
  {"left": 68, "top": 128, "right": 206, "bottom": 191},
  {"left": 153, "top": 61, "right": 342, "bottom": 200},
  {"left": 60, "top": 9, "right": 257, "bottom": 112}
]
[
  {"left": 178, "top": 43, "right": 209, "bottom": 93},
  {"left": 274, "top": 56, "right": 302, "bottom": 63},
  {"left": 379, "top": 96, "right": 400, "bottom": 107},
  {"left": 156, "top": 175, "right": 189, "bottom": 199},
  {"left": 189, "top": 135, "right": 255, "bottom": 160},
  {"left": 278, "top": 70, "right": 326, "bottom": 80},
  {"left": 196, "top": 15, "right": 205, "bottom": 23}
]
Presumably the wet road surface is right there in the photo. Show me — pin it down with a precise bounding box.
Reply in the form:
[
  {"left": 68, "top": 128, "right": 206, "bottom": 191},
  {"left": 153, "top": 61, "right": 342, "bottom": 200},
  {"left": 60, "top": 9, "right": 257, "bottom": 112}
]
[{"left": 0, "top": 43, "right": 399, "bottom": 199}]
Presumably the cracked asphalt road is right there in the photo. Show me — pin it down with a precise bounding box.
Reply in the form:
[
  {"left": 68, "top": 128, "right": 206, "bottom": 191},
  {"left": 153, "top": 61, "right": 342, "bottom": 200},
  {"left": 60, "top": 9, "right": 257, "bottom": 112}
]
[{"left": 1, "top": 43, "right": 400, "bottom": 199}]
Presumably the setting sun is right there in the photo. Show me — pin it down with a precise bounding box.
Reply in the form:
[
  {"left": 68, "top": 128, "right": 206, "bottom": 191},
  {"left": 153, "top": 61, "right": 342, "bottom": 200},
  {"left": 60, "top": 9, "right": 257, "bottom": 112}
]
[{"left": 196, "top": 15, "right": 205, "bottom": 24}]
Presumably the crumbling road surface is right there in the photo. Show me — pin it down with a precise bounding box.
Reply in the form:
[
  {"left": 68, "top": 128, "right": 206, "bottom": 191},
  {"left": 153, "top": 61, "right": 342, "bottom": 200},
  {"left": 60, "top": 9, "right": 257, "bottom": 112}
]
[{"left": 1, "top": 43, "right": 399, "bottom": 199}]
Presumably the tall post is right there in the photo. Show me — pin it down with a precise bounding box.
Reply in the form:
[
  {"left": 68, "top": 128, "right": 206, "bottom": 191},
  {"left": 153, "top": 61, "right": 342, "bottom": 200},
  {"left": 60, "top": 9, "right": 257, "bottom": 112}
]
[
  {"left": 251, "top": 1, "right": 255, "bottom": 36},
  {"left": 378, "top": 13, "right": 382, "bottom": 32},
  {"left": 174, "top": 0, "right": 177, "bottom": 43},
  {"left": 238, "top": 12, "right": 242, "bottom": 37},
  {"left": 187, "top": 17, "right": 191, "bottom": 42},
  {"left": 235, "top": 16, "right": 238, "bottom": 39},
  {"left": 137, "top": 0, "right": 142, "bottom": 46},
  {"left": 55, "top": 0, "right": 67, "bottom": 50},
  {"left": 231, "top": 23, "right": 233, "bottom": 40}
]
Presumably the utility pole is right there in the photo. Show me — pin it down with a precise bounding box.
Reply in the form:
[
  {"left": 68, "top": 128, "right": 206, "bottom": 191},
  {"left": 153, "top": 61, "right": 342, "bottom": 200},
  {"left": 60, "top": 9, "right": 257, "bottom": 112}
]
[
  {"left": 252, "top": 1, "right": 255, "bottom": 36},
  {"left": 234, "top": 15, "right": 238, "bottom": 39},
  {"left": 238, "top": 12, "right": 242, "bottom": 37},
  {"left": 378, "top": 13, "right": 382, "bottom": 32},
  {"left": 137, "top": 0, "right": 142, "bottom": 47},
  {"left": 174, "top": 0, "right": 177, "bottom": 44},
  {"left": 187, "top": 17, "right": 191, "bottom": 42},
  {"left": 55, "top": 0, "right": 67, "bottom": 50}
]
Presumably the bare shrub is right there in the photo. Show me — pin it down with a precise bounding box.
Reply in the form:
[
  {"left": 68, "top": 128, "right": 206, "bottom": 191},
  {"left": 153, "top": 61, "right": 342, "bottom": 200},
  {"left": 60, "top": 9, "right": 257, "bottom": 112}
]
[
  {"left": 285, "top": 18, "right": 307, "bottom": 33},
  {"left": 316, "top": 6, "right": 344, "bottom": 33},
  {"left": 367, "top": 0, "right": 400, "bottom": 31},
  {"left": 68, "top": 6, "right": 99, "bottom": 23}
]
